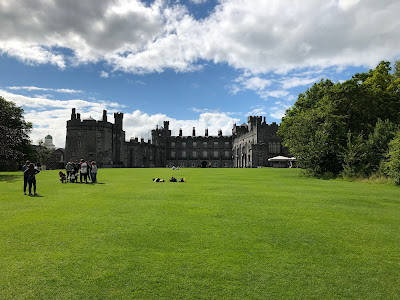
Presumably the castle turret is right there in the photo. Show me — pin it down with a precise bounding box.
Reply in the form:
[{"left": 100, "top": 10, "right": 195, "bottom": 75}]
[{"left": 103, "top": 110, "right": 107, "bottom": 122}]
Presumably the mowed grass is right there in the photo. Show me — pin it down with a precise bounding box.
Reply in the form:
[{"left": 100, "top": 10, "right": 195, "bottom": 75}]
[{"left": 1, "top": 168, "right": 399, "bottom": 299}]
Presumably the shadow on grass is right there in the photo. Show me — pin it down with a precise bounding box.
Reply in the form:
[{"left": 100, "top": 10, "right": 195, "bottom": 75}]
[
  {"left": 0, "top": 174, "right": 21, "bottom": 183},
  {"left": 27, "top": 194, "right": 44, "bottom": 197}
]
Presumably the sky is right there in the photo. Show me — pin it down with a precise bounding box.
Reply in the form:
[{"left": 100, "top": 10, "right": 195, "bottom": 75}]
[{"left": 1, "top": 0, "right": 400, "bottom": 148}]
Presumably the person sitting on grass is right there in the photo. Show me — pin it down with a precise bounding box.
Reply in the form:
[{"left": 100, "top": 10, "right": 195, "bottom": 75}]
[
  {"left": 24, "top": 163, "right": 40, "bottom": 196},
  {"left": 153, "top": 178, "right": 165, "bottom": 182},
  {"left": 59, "top": 171, "right": 67, "bottom": 183},
  {"left": 169, "top": 177, "right": 177, "bottom": 182}
]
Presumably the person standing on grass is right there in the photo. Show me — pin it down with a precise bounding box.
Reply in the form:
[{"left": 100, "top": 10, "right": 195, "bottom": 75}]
[
  {"left": 90, "top": 161, "right": 98, "bottom": 183},
  {"left": 80, "top": 159, "right": 89, "bottom": 183},
  {"left": 24, "top": 163, "right": 40, "bottom": 195},
  {"left": 74, "top": 160, "right": 79, "bottom": 174},
  {"left": 22, "top": 160, "right": 30, "bottom": 195},
  {"left": 66, "top": 159, "right": 74, "bottom": 181}
]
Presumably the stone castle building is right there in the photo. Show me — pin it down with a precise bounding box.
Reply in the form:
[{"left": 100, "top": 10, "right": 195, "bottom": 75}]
[{"left": 65, "top": 108, "right": 288, "bottom": 168}]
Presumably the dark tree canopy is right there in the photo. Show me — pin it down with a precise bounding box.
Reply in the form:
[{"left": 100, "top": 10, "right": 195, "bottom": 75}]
[
  {"left": 278, "top": 61, "right": 400, "bottom": 178},
  {"left": 0, "top": 96, "right": 33, "bottom": 170}
]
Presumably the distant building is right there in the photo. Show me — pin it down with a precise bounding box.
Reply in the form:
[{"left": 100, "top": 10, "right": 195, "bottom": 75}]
[
  {"left": 65, "top": 108, "right": 288, "bottom": 168},
  {"left": 44, "top": 134, "right": 56, "bottom": 149}
]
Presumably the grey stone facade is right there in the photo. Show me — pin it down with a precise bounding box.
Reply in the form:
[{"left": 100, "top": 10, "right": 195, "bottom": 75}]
[
  {"left": 65, "top": 108, "right": 287, "bottom": 168},
  {"left": 232, "top": 116, "right": 289, "bottom": 168}
]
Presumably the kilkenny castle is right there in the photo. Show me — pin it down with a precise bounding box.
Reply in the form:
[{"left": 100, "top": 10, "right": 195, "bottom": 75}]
[{"left": 65, "top": 108, "right": 288, "bottom": 168}]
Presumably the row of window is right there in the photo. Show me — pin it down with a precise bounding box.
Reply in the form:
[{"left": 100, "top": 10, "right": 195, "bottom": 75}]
[
  {"left": 76, "top": 141, "right": 102, "bottom": 149},
  {"left": 76, "top": 131, "right": 103, "bottom": 137},
  {"left": 171, "top": 150, "right": 230, "bottom": 158},
  {"left": 170, "top": 141, "right": 230, "bottom": 148},
  {"left": 169, "top": 161, "right": 231, "bottom": 168}
]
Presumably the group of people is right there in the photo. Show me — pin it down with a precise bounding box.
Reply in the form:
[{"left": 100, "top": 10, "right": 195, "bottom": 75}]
[
  {"left": 65, "top": 159, "right": 98, "bottom": 183},
  {"left": 23, "top": 161, "right": 40, "bottom": 195}
]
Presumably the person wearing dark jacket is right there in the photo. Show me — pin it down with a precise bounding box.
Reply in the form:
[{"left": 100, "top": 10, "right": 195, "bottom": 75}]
[
  {"left": 24, "top": 163, "right": 40, "bottom": 195},
  {"left": 22, "top": 160, "right": 30, "bottom": 195}
]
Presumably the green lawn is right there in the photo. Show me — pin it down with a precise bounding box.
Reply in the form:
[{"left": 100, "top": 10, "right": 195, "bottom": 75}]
[{"left": 1, "top": 168, "right": 399, "bottom": 299}]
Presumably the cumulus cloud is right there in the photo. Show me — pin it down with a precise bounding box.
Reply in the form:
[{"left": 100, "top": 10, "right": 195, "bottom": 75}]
[{"left": 1, "top": 0, "right": 399, "bottom": 75}]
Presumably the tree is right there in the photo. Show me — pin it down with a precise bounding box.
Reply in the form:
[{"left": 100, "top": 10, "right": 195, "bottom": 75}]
[
  {"left": 382, "top": 131, "right": 400, "bottom": 185},
  {"left": 35, "top": 139, "right": 52, "bottom": 167},
  {"left": 278, "top": 61, "right": 400, "bottom": 178},
  {"left": 0, "top": 96, "right": 33, "bottom": 170}
]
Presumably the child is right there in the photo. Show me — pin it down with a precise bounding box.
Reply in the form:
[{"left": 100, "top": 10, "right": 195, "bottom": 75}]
[
  {"left": 59, "top": 171, "right": 67, "bottom": 183},
  {"left": 70, "top": 170, "right": 77, "bottom": 183}
]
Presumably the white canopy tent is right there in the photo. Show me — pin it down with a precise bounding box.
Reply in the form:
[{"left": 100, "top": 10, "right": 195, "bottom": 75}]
[{"left": 268, "top": 156, "right": 296, "bottom": 168}]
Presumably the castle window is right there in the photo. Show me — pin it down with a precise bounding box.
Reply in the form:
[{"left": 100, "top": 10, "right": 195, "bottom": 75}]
[
  {"left": 203, "top": 151, "right": 207, "bottom": 158},
  {"left": 193, "top": 141, "right": 197, "bottom": 147},
  {"left": 214, "top": 141, "right": 219, "bottom": 148},
  {"left": 97, "top": 132, "right": 101, "bottom": 138},
  {"left": 225, "top": 141, "right": 229, "bottom": 147},
  {"left": 72, "top": 151, "right": 76, "bottom": 157},
  {"left": 203, "top": 142, "right": 207, "bottom": 147},
  {"left": 225, "top": 151, "right": 230, "bottom": 158},
  {"left": 78, "top": 141, "right": 82, "bottom": 148},
  {"left": 182, "top": 151, "right": 186, "bottom": 158},
  {"left": 97, "top": 141, "right": 101, "bottom": 149},
  {"left": 78, "top": 131, "right": 82, "bottom": 136},
  {"left": 192, "top": 151, "right": 197, "bottom": 158},
  {"left": 182, "top": 142, "right": 186, "bottom": 147},
  {"left": 171, "top": 151, "right": 175, "bottom": 158},
  {"left": 171, "top": 142, "right": 175, "bottom": 147},
  {"left": 214, "top": 150, "right": 219, "bottom": 158}
]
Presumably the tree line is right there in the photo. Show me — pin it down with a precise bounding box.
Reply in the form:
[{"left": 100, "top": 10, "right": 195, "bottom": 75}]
[{"left": 279, "top": 60, "right": 400, "bottom": 185}]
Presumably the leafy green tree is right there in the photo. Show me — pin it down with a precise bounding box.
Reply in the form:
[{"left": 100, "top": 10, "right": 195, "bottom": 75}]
[
  {"left": 382, "top": 131, "right": 400, "bottom": 185},
  {"left": 279, "top": 61, "right": 400, "bottom": 178},
  {"left": 0, "top": 96, "right": 33, "bottom": 170},
  {"left": 35, "top": 139, "right": 52, "bottom": 167}
]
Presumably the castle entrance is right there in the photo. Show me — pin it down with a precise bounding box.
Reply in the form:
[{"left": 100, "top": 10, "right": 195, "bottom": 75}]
[{"left": 201, "top": 161, "right": 208, "bottom": 168}]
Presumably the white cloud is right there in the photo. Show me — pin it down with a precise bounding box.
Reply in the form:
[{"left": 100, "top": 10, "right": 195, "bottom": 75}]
[
  {"left": 245, "top": 106, "right": 266, "bottom": 117},
  {"left": 279, "top": 76, "right": 325, "bottom": 89},
  {"left": 1, "top": 0, "right": 399, "bottom": 75},
  {"left": 100, "top": 71, "right": 109, "bottom": 78},
  {"left": 7, "top": 86, "right": 83, "bottom": 93}
]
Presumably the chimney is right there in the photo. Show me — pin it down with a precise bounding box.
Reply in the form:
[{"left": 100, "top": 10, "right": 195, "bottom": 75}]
[
  {"left": 218, "top": 129, "right": 222, "bottom": 136},
  {"left": 192, "top": 127, "right": 196, "bottom": 136},
  {"left": 179, "top": 128, "right": 182, "bottom": 136},
  {"left": 141, "top": 138, "right": 144, "bottom": 143},
  {"left": 205, "top": 128, "right": 208, "bottom": 136},
  {"left": 77, "top": 113, "right": 81, "bottom": 120}
]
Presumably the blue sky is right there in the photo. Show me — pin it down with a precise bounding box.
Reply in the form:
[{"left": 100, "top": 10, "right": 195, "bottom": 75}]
[{"left": 1, "top": 0, "right": 399, "bottom": 148}]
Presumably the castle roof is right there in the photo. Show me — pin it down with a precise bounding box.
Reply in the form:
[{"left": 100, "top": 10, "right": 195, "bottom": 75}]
[
  {"left": 45, "top": 134, "right": 52, "bottom": 139},
  {"left": 83, "top": 116, "right": 95, "bottom": 121}
]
